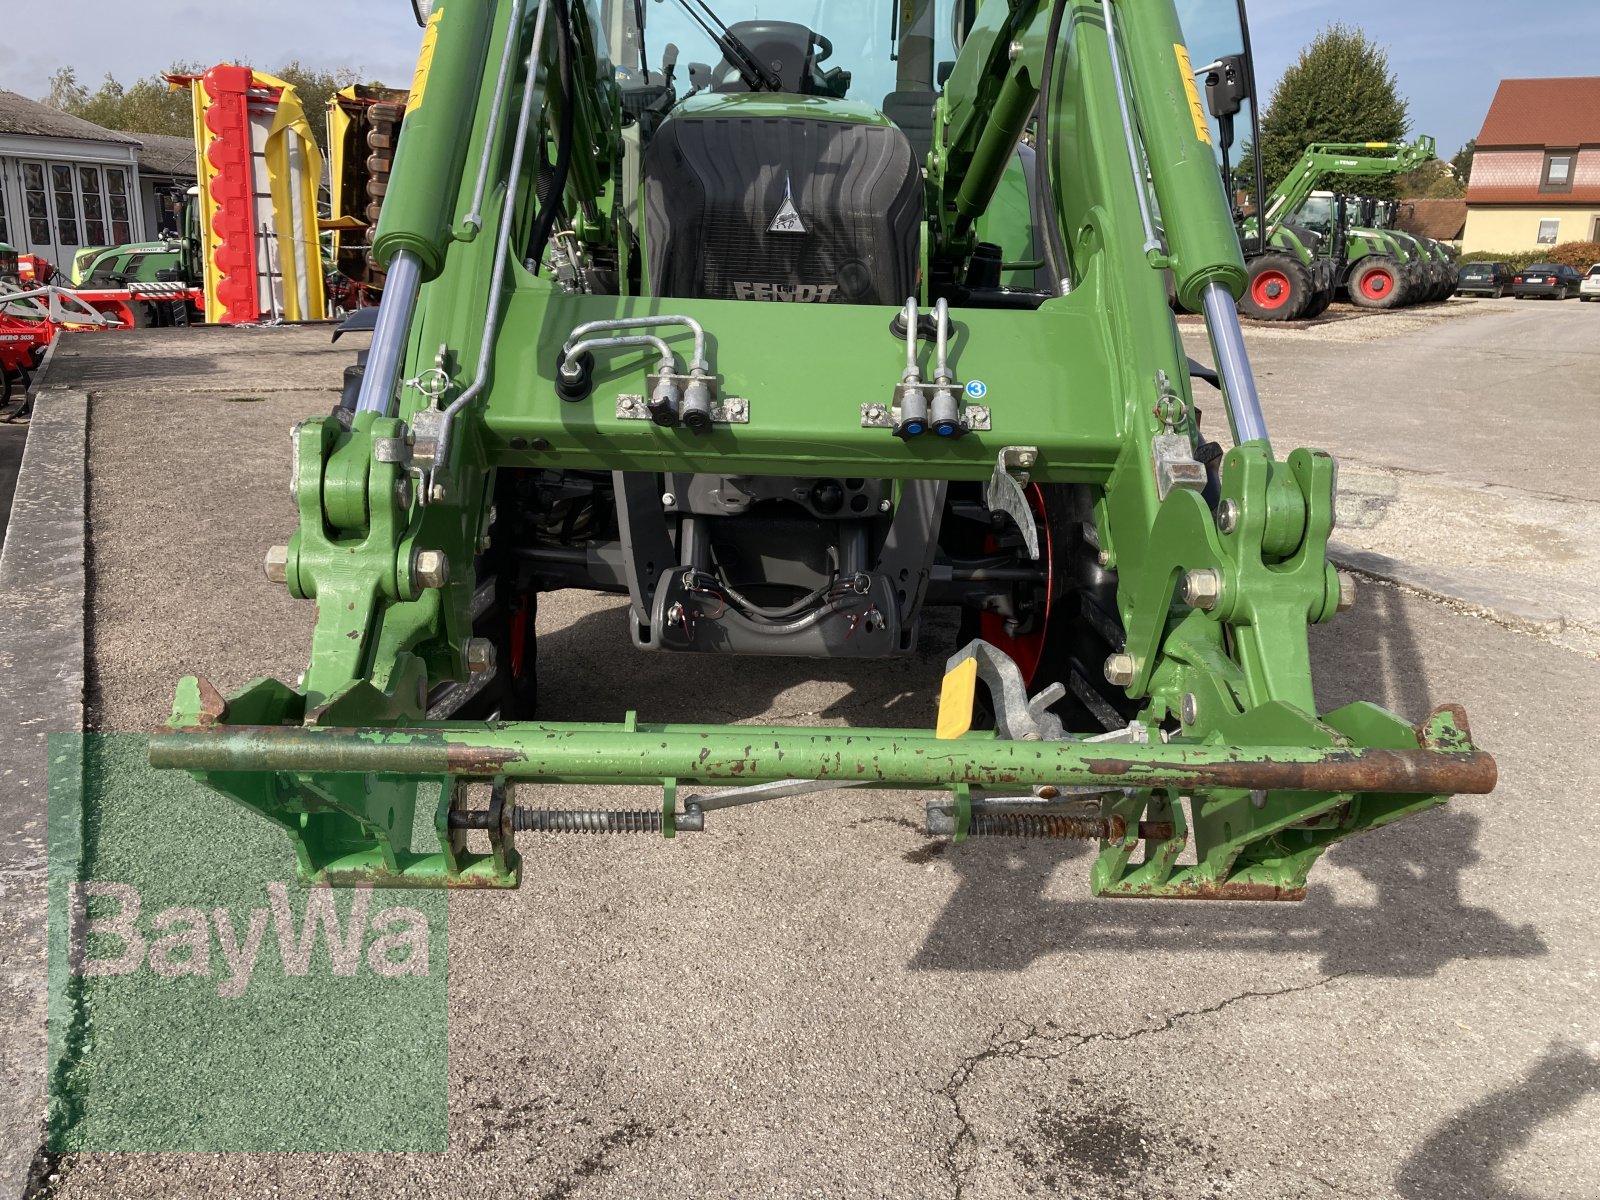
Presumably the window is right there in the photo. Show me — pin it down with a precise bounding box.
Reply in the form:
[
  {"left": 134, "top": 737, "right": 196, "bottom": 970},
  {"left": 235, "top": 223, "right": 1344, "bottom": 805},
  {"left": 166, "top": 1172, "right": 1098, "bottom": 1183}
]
[
  {"left": 50, "top": 164, "right": 80, "bottom": 246},
  {"left": 0, "top": 186, "right": 8, "bottom": 246},
  {"left": 78, "top": 166, "right": 107, "bottom": 246},
  {"left": 1537, "top": 218, "right": 1560, "bottom": 245},
  {"left": 1541, "top": 153, "right": 1573, "bottom": 193},
  {"left": 105, "top": 168, "right": 132, "bottom": 244},
  {"left": 22, "top": 163, "right": 51, "bottom": 247}
]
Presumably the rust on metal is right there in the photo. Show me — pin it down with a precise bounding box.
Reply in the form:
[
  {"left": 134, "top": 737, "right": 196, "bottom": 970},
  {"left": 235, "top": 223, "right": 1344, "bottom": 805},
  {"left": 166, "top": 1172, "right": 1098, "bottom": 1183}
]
[
  {"left": 965, "top": 814, "right": 1177, "bottom": 841},
  {"left": 193, "top": 676, "right": 228, "bottom": 727},
  {"left": 1104, "top": 879, "right": 1308, "bottom": 902},
  {"left": 1082, "top": 748, "right": 1496, "bottom": 796}
]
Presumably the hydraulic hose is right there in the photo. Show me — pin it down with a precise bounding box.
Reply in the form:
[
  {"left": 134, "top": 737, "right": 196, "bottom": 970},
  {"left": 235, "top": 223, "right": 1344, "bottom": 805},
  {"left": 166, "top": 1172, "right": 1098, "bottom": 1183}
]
[
  {"left": 528, "top": 0, "right": 576, "bottom": 274},
  {"left": 1033, "top": 0, "right": 1072, "bottom": 295}
]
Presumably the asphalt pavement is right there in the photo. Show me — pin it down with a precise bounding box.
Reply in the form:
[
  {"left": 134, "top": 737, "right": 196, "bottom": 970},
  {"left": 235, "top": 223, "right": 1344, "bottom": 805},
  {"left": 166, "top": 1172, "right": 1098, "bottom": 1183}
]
[{"left": 21, "top": 304, "right": 1600, "bottom": 1198}]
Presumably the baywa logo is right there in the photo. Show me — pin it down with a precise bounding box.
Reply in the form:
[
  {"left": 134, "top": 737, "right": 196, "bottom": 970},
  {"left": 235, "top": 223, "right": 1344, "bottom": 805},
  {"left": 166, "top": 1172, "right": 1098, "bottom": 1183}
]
[{"left": 69, "top": 881, "right": 432, "bottom": 999}]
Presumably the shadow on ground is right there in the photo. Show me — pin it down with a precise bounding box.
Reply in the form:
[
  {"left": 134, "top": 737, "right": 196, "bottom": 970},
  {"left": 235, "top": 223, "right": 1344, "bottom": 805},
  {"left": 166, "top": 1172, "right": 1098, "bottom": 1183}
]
[
  {"left": 533, "top": 586, "right": 1544, "bottom": 981},
  {"left": 1396, "top": 1041, "right": 1600, "bottom": 1199}
]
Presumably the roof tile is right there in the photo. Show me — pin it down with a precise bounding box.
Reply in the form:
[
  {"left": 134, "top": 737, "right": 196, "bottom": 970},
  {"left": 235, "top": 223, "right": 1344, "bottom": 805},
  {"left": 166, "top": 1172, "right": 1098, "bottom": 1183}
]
[
  {"left": 0, "top": 90, "right": 141, "bottom": 144},
  {"left": 1476, "top": 77, "right": 1600, "bottom": 148}
]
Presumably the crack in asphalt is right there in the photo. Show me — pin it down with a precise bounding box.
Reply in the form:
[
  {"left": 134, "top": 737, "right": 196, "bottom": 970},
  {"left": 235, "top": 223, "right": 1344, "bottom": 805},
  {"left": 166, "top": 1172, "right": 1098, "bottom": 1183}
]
[{"left": 935, "top": 973, "right": 1347, "bottom": 1198}]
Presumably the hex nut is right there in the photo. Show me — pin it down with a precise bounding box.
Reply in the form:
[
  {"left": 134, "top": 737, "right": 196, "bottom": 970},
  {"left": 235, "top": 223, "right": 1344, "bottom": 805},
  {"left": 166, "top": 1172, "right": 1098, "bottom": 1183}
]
[
  {"left": 465, "top": 638, "right": 496, "bottom": 675},
  {"left": 413, "top": 549, "right": 450, "bottom": 590},
  {"left": 1104, "top": 654, "right": 1136, "bottom": 688},
  {"left": 1337, "top": 571, "right": 1358, "bottom": 613},
  {"left": 1181, "top": 569, "right": 1223, "bottom": 611},
  {"left": 263, "top": 545, "right": 290, "bottom": 585}
]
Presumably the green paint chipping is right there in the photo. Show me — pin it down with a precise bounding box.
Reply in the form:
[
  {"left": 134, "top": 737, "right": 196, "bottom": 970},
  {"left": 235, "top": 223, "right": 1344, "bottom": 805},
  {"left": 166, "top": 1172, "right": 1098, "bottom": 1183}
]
[{"left": 48, "top": 735, "right": 447, "bottom": 1151}]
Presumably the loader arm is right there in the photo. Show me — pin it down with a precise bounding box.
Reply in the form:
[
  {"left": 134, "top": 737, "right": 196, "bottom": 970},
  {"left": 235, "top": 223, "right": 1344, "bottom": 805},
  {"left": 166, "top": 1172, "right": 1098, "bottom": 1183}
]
[
  {"left": 1258, "top": 136, "right": 1438, "bottom": 242},
  {"left": 151, "top": 0, "right": 1492, "bottom": 901}
]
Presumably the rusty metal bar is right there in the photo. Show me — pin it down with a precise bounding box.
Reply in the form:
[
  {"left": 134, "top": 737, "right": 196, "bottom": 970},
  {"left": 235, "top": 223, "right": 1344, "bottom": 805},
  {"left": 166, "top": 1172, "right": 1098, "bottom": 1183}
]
[{"left": 149, "top": 722, "right": 1497, "bottom": 796}]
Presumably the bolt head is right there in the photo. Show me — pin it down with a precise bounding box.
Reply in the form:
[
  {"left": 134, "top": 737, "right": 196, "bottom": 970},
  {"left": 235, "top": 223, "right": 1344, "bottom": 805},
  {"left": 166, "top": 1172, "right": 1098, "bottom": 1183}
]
[
  {"left": 465, "top": 638, "right": 495, "bottom": 675},
  {"left": 263, "top": 544, "right": 290, "bottom": 585},
  {"left": 879, "top": 499, "right": 893, "bottom": 514},
  {"left": 662, "top": 493, "right": 676, "bottom": 508},
  {"left": 1181, "top": 693, "right": 1198, "bottom": 726},
  {"left": 1097, "top": 550, "right": 1111, "bottom": 568},
  {"left": 1181, "top": 569, "right": 1223, "bottom": 611},
  {"left": 1216, "top": 499, "right": 1240, "bottom": 534},
  {"left": 395, "top": 477, "right": 415, "bottom": 510},
  {"left": 1104, "top": 654, "right": 1136, "bottom": 688},
  {"left": 413, "top": 549, "right": 450, "bottom": 590},
  {"left": 1337, "top": 571, "right": 1358, "bottom": 613}
]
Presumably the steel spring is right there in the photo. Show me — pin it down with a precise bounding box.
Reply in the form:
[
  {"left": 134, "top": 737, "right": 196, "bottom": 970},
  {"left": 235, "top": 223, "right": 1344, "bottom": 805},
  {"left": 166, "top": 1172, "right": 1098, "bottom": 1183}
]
[
  {"left": 966, "top": 813, "right": 1115, "bottom": 840},
  {"left": 512, "top": 808, "right": 664, "bottom": 835},
  {"left": 964, "top": 814, "right": 1176, "bottom": 842}
]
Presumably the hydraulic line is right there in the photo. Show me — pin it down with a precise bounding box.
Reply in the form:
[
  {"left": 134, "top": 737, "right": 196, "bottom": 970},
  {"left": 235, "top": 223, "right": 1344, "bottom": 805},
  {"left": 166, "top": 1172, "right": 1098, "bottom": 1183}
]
[
  {"left": 429, "top": 0, "right": 564, "bottom": 482},
  {"left": 1032, "top": 0, "right": 1073, "bottom": 295},
  {"left": 527, "top": 0, "right": 576, "bottom": 275}
]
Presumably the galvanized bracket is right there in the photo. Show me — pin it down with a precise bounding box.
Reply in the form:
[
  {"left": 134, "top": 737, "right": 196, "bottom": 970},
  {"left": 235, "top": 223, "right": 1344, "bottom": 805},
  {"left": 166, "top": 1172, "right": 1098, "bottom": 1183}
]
[
  {"left": 861, "top": 397, "right": 992, "bottom": 432},
  {"left": 1152, "top": 370, "right": 1205, "bottom": 501},
  {"left": 985, "top": 447, "right": 1041, "bottom": 559},
  {"left": 617, "top": 391, "right": 749, "bottom": 424}
]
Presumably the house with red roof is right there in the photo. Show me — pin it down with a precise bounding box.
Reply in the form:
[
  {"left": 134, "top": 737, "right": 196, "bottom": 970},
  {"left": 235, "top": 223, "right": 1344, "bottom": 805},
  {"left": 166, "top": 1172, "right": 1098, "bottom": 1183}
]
[{"left": 1461, "top": 76, "right": 1600, "bottom": 253}]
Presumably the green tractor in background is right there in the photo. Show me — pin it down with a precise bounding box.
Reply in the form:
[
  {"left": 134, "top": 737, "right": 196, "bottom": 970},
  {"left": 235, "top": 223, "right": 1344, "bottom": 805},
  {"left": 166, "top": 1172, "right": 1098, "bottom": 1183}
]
[
  {"left": 68, "top": 186, "right": 204, "bottom": 326},
  {"left": 1234, "top": 138, "right": 1438, "bottom": 320},
  {"left": 1360, "top": 197, "right": 1458, "bottom": 304}
]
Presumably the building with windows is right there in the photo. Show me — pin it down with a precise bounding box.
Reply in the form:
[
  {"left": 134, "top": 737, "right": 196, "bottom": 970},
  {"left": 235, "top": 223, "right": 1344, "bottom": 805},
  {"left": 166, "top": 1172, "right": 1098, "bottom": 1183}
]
[
  {"left": 0, "top": 90, "right": 148, "bottom": 272},
  {"left": 1461, "top": 76, "right": 1600, "bottom": 254}
]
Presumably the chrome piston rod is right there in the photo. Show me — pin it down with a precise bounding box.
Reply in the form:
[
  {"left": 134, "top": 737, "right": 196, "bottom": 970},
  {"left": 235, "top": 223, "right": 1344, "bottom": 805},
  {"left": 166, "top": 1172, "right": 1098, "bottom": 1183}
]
[{"left": 1200, "top": 281, "right": 1271, "bottom": 448}]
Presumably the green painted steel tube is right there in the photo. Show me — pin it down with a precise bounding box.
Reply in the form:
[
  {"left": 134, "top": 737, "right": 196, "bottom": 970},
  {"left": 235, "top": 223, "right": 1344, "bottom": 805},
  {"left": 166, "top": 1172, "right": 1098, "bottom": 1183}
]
[
  {"left": 372, "top": 0, "right": 497, "bottom": 279},
  {"left": 1113, "top": 0, "right": 1247, "bottom": 309},
  {"left": 149, "top": 724, "right": 1497, "bottom": 795}
]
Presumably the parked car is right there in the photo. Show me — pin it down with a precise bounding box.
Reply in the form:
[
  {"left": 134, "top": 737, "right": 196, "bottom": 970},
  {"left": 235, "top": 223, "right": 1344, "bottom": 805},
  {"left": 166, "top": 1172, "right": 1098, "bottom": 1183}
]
[
  {"left": 1580, "top": 263, "right": 1600, "bottom": 302},
  {"left": 1457, "top": 261, "right": 1514, "bottom": 297},
  {"left": 1512, "top": 263, "right": 1583, "bottom": 299}
]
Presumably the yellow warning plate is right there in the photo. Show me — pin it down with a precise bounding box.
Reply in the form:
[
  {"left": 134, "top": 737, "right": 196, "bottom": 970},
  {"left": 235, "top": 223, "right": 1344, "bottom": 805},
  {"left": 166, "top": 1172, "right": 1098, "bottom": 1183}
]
[{"left": 937, "top": 657, "right": 979, "bottom": 741}]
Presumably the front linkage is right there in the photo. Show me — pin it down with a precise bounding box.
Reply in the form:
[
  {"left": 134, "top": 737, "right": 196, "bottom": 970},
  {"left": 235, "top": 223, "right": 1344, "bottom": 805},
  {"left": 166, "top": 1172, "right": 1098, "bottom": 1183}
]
[
  {"left": 152, "top": 432, "right": 1495, "bottom": 899},
  {"left": 150, "top": 0, "right": 1496, "bottom": 898}
]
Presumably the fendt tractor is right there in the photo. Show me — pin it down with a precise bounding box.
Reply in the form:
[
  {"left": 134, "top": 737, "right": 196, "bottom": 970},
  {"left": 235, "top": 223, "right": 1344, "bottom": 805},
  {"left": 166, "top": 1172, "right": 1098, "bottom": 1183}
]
[
  {"left": 1237, "top": 137, "right": 1440, "bottom": 320},
  {"left": 149, "top": 0, "right": 1496, "bottom": 900}
]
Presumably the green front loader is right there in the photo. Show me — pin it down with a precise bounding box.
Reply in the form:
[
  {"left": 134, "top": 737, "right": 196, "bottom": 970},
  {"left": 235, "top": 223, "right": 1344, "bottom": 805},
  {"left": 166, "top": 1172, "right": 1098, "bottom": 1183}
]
[
  {"left": 149, "top": 0, "right": 1494, "bottom": 901},
  {"left": 1238, "top": 138, "right": 1438, "bottom": 318}
]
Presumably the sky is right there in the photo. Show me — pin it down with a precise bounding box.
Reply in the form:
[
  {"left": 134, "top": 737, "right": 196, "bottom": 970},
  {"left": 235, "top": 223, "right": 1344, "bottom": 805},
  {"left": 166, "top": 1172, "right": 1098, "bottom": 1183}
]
[{"left": 3, "top": 0, "right": 1598, "bottom": 157}]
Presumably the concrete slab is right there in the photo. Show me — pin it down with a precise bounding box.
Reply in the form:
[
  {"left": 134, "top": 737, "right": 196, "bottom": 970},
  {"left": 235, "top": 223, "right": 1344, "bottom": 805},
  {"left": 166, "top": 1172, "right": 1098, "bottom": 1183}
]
[{"left": 0, "top": 393, "right": 87, "bottom": 1200}]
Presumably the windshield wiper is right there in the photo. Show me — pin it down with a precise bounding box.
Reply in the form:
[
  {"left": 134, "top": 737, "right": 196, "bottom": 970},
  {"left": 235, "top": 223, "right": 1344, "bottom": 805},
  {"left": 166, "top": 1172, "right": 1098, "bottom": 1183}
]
[{"left": 671, "top": 0, "right": 782, "bottom": 92}]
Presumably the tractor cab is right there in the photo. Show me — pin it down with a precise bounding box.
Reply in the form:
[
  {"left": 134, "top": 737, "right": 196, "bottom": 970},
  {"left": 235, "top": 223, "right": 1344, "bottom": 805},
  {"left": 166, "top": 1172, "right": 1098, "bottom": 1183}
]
[{"left": 605, "top": 1, "right": 962, "bottom": 307}]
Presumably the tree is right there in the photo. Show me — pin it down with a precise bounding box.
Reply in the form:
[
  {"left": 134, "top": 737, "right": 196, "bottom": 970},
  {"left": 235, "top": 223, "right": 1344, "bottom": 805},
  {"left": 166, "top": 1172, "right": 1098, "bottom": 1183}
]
[
  {"left": 1257, "top": 24, "right": 1411, "bottom": 199},
  {"left": 1397, "top": 160, "right": 1465, "bottom": 200},
  {"left": 1451, "top": 139, "right": 1477, "bottom": 187},
  {"left": 42, "top": 61, "right": 373, "bottom": 155},
  {"left": 43, "top": 65, "right": 194, "bottom": 138}
]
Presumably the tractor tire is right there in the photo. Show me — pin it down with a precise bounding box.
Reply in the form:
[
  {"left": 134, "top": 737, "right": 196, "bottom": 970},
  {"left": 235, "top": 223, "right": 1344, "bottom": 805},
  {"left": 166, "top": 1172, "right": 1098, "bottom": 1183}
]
[
  {"left": 1300, "top": 285, "right": 1334, "bottom": 320},
  {"left": 1349, "top": 257, "right": 1406, "bottom": 310},
  {"left": 1239, "top": 255, "right": 1312, "bottom": 321}
]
